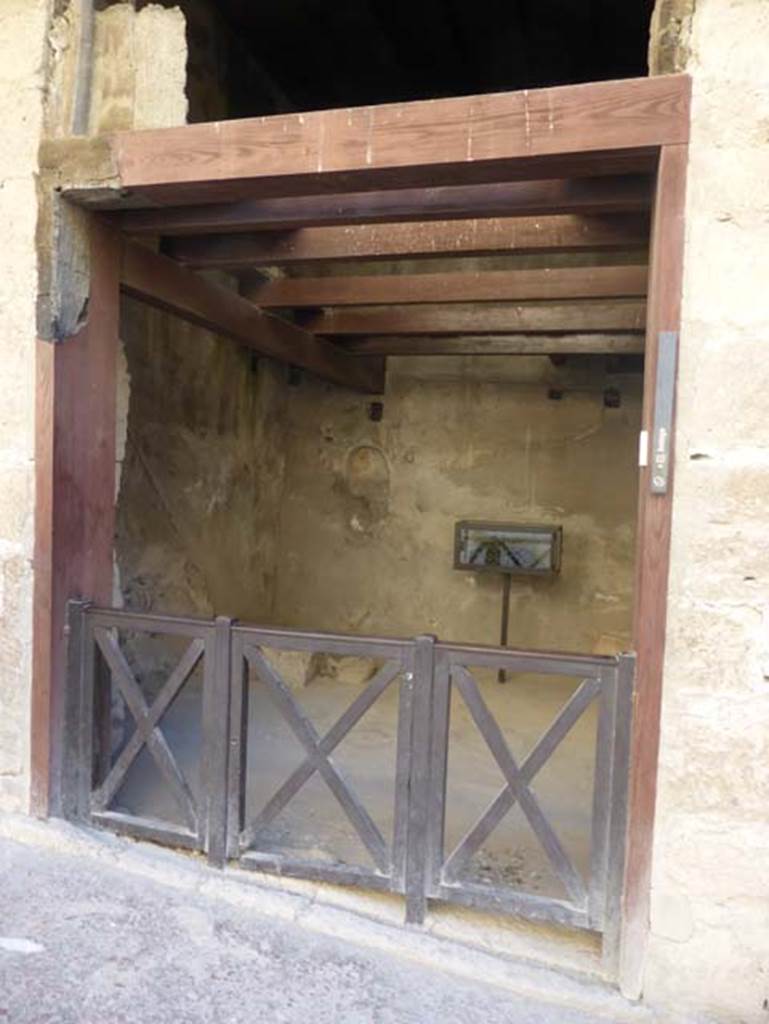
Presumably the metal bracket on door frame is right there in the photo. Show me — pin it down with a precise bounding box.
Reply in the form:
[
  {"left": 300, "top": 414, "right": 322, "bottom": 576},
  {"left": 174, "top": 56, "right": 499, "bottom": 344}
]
[{"left": 650, "top": 330, "right": 678, "bottom": 495}]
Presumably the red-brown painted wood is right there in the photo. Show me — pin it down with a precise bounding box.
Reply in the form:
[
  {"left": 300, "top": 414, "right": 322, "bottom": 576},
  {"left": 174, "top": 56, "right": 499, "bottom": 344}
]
[
  {"left": 32, "top": 217, "right": 121, "bottom": 815},
  {"left": 168, "top": 215, "right": 649, "bottom": 269},
  {"left": 119, "top": 176, "right": 652, "bottom": 235},
  {"left": 108, "top": 76, "right": 690, "bottom": 206},
  {"left": 121, "top": 241, "right": 383, "bottom": 393},
  {"left": 621, "top": 143, "right": 689, "bottom": 995},
  {"left": 248, "top": 265, "right": 649, "bottom": 308}
]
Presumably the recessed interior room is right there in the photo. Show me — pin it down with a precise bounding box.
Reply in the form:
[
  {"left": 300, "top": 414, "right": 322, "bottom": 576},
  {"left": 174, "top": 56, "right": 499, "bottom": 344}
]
[{"left": 77, "top": 0, "right": 660, "bottom": 936}]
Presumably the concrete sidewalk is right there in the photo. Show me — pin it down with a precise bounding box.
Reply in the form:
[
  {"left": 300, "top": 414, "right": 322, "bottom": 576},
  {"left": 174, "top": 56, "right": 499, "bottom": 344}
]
[{"left": 0, "top": 820, "right": 672, "bottom": 1024}]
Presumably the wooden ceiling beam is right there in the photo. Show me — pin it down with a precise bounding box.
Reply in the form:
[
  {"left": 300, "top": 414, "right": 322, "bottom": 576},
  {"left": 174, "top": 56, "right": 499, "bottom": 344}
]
[
  {"left": 119, "top": 175, "right": 652, "bottom": 236},
  {"left": 342, "top": 334, "right": 645, "bottom": 356},
  {"left": 301, "top": 300, "right": 646, "bottom": 336},
  {"left": 120, "top": 241, "right": 384, "bottom": 393},
  {"left": 248, "top": 265, "right": 648, "bottom": 308},
  {"left": 166, "top": 215, "right": 649, "bottom": 269},
  {"left": 90, "top": 75, "right": 689, "bottom": 207}
]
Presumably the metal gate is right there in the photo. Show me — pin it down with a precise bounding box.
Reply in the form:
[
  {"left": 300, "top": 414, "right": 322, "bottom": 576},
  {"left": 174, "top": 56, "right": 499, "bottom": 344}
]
[{"left": 64, "top": 601, "right": 633, "bottom": 940}]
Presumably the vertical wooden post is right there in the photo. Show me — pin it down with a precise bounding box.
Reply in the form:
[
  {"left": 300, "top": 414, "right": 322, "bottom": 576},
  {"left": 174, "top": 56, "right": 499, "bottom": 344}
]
[
  {"left": 226, "top": 630, "right": 249, "bottom": 861},
  {"left": 32, "top": 215, "right": 121, "bottom": 817},
  {"left": 404, "top": 634, "right": 435, "bottom": 925},
  {"left": 620, "top": 144, "right": 688, "bottom": 994},
  {"left": 602, "top": 654, "right": 635, "bottom": 977},
  {"left": 61, "top": 599, "right": 88, "bottom": 820},
  {"left": 203, "top": 616, "right": 233, "bottom": 866}
]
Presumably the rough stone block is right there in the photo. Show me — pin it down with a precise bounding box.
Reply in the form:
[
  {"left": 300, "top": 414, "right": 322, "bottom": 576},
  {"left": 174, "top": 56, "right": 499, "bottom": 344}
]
[{"left": 655, "top": 692, "right": 769, "bottom": 819}]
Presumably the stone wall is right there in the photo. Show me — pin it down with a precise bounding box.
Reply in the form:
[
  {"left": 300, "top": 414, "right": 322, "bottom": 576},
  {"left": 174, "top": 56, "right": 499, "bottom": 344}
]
[
  {"left": 644, "top": 1, "right": 769, "bottom": 1020},
  {"left": 0, "top": 0, "right": 49, "bottom": 811}
]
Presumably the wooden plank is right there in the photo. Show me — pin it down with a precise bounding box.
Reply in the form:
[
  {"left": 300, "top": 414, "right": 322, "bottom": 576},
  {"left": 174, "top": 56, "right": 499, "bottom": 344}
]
[
  {"left": 621, "top": 143, "right": 688, "bottom": 994},
  {"left": 404, "top": 636, "right": 436, "bottom": 924},
  {"left": 437, "top": 881, "right": 589, "bottom": 930},
  {"left": 119, "top": 176, "right": 653, "bottom": 235},
  {"left": 227, "top": 632, "right": 249, "bottom": 859},
  {"left": 602, "top": 654, "right": 635, "bottom": 975},
  {"left": 91, "top": 810, "right": 199, "bottom": 850},
  {"left": 303, "top": 300, "right": 646, "bottom": 336},
  {"left": 342, "top": 334, "right": 645, "bottom": 357},
  {"left": 32, "top": 217, "right": 120, "bottom": 816},
  {"left": 203, "top": 617, "right": 234, "bottom": 867},
  {"left": 424, "top": 649, "right": 451, "bottom": 894},
  {"left": 106, "top": 76, "right": 690, "bottom": 206},
  {"left": 120, "top": 241, "right": 383, "bottom": 394},
  {"left": 249, "top": 265, "right": 648, "bottom": 308},
  {"left": 166, "top": 215, "right": 649, "bottom": 268}
]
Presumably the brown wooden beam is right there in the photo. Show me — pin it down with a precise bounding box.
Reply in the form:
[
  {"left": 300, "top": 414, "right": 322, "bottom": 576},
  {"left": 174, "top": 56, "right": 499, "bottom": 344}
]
[
  {"left": 120, "top": 242, "right": 383, "bottom": 393},
  {"left": 97, "top": 76, "right": 689, "bottom": 207},
  {"left": 167, "top": 215, "right": 649, "bottom": 269},
  {"left": 301, "top": 300, "right": 646, "bottom": 336},
  {"left": 249, "top": 265, "right": 649, "bottom": 308},
  {"left": 33, "top": 218, "right": 120, "bottom": 815},
  {"left": 120, "top": 176, "right": 653, "bottom": 236},
  {"left": 342, "top": 334, "right": 645, "bottom": 356},
  {"left": 621, "top": 143, "right": 688, "bottom": 994}
]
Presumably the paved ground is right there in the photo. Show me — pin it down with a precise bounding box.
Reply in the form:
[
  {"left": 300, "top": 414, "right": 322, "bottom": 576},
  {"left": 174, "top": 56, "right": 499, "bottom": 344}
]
[{"left": 0, "top": 834, "right": 633, "bottom": 1024}]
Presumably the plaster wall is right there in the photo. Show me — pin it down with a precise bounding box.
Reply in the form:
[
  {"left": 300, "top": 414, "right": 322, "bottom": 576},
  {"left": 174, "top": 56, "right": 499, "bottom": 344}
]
[
  {"left": 116, "top": 299, "right": 288, "bottom": 622},
  {"left": 116, "top": 346, "right": 641, "bottom": 651},
  {"left": 0, "top": 0, "right": 50, "bottom": 812},
  {"left": 273, "top": 357, "right": 640, "bottom": 653},
  {"left": 644, "top": 1, "right": 769, "bottom": 1020}
]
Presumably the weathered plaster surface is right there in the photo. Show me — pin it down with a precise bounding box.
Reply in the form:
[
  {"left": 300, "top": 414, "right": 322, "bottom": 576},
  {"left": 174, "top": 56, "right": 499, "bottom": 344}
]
[
  {"left": 645, "top": 1, "right": 769, "bottom": 1019},
  {"left": 117, "top": 347, "right": 640, "bottom": 652},
  {"left": 648, "top": 0, "right": 696, "bottom": 75},
  {"left": 116, "top": 298, "right": 288, "bottom": 622},
  {"left": 90, "top": 3, "right": 187, "bottom": 133},
  {"left": 0, "top": 0, "right": 50, "bottom": 811},
  {"left": 273, "top": 357, "right": 640, "bottom": 654}
]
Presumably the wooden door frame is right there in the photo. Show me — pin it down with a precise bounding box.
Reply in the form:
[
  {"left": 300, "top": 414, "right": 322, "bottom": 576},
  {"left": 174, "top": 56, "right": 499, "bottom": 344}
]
[{"left": 32, "top": 74, "right": 690, "bottom": 986}]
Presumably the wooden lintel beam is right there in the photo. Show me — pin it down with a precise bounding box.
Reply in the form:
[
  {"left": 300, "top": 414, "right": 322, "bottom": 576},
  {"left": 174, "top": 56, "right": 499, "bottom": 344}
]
[
  {"left": 166, "top": 215, "right": 649, "bottom": 270},
  {"left": 120, "top": 242, "right": 383, "bottom": 393},
  {"left": 342, "top": 334, "right": 645, "bottom": 357},
  {"left": 95, "top": 76, "right": 689, "bottom": 207},
  {"left": 249, "top": 265, "right": 649, "bottom": 308},
  {"left": 119, "top": 176, "right": 652, "bottom": 236},
  {"left": 302, "top": 300, "right": 646, "bottom": 336}
]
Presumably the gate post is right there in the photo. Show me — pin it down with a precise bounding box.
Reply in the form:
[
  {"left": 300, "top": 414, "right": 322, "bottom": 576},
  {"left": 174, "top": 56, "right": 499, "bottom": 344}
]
[
  {"left": 603, "top": 653, "right": 636, "bottom": 974},
  {"left": 202, "top": 615, "right": 233, "bottom": 867},
  {"left": 226, "top": 628, "right": 249, "bottom": 861},
  {"left": 404, "top": 634, "right": 435, "bottom": 924},
  {"left": 62, "top": 599, "right": 89, "bottom": 821}
]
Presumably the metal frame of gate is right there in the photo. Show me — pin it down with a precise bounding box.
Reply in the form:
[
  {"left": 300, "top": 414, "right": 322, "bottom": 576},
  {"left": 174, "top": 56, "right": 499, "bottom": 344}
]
[{"left": 63, "top": 600, "right": 634, "bottom": 950}]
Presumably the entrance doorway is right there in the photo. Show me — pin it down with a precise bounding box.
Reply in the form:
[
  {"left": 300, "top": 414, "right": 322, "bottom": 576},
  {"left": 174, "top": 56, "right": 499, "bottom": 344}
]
[{"left": 38, "top": 72, "right": 689, "bottom": 982}]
